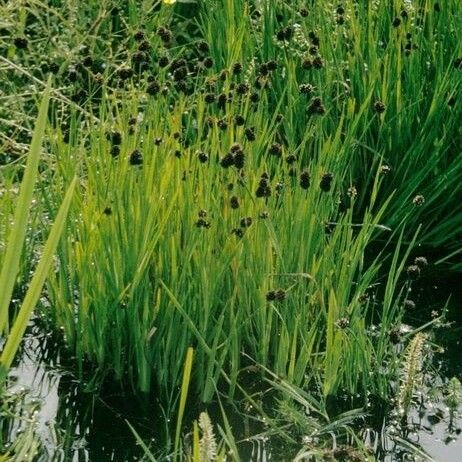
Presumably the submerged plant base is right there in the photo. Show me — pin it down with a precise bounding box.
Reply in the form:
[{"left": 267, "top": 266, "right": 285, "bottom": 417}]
[{"left": 4, "top": 270, "right": 462, "bottom": 461}]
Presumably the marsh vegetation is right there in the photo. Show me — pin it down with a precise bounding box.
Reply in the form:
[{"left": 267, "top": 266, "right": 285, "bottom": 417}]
[{"left": 0, "top": 0, "right": 461, "bottom": 460}]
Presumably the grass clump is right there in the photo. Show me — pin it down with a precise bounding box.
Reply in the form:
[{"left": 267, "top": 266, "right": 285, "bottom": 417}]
[{"left": 0, "top": 0, "right": 461, "bottom": 459}]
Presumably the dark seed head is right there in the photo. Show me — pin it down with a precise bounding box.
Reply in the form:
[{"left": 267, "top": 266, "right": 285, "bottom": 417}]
[
  {"left": 389, "top": 328, "right": 401, "bottom": 344},
  {"left": 256, "top": 174, "right": 271, "bottom": 197},
  {"left": 205, "top": 93, "right": 216, "bottom": 103},
  {"left": 300, "top": 7, "right": 309, "bottom": 17},
  {"left": 82, "top": 55, "right": 94, "bottom": 67},
  {"left": 336, "top": 317, "right": 349, "bottom": 329},
  {"left": 234, "top": 150, "right": 245, "bottom": 169},
  {"left": 412, "top": 195, "right": 425, "bottom": 206},
  {"left": 324, "top": 222, "right": 335, "bottom": 234},
  {"left": 286, "top": 154, "right": 297, "bottom": 165},
  {"left": 219, "top": 69, "right": 229, "bottom": 81},
  {"left": 217, "top": 118, "right": 228, "bottom": 130},
  {"left": 240, "top": 217, "right": 253, "bottom": 228},
  {"left": 196, "top": 218, "right": 211, "bottom": 229},
  {"left": 232, "top": 62, "right": 243, "bottom": 74},
  {"left": 170, "top": 58, "right": 187, "bottom": 71},
  {"left": 103, "top": 207, "right": 112, "bottom": 215},
  {"left": 202, "top": 57, "right": 214, "bottom": 69},
  {"left": 406, "top": 265, "right": 421, "bottom": 280},
  {"left": 158, "top": 56, "right": 170, "bottom": 68},
  {"left": 147, "top": 81, "right": 160, "bottom": 95},
  {"left": 308, "top": 97, "right": 325, "bottom": 115},
  {"left": 414, "top": 256, "right": 428, "bottom": 268},
  {"left": 157, "top": 26, "right": 172, "bottom": 43},
  {"left": 275, "top": 289, "right": 287, "bottom": 301},
  {"left": 284, "top": 26, "right": 293, "bottom": 40},
  {"left": 276, "top": 29, "right": 286, "bottom": 41},
  {"left": 40, "top": 61, "right": 50, "bottom": 74},
  {"left": 138, "top": 40, "right": 151, "bottom": 52},
  {"left": 308, "top": 31, "right": 320, "bottom": 46},
  {"left": 110, "top": 145, "right": 120, "bottom": 157},
  {"left": 245, "top": 127, "right": 256, "bottom": 141},
  {"left": 234, "top": 115, "right": 245, "bottom": 126},
  {"left": 198, "top": 151, "right": 209, "bottom": 163},
  {"left": 373, "top": 100, "right": 386, "bottom": 114},
  {"left": 107, "top": 131, "right": 122, "bottom": 145},
  {"left": 231, "top": 227, "right": 244, "bottom": 238},
  {"left": 230, "top": 143, "right": 243, "bottom": 153},
  {"left": 453, "top": 58, "right": 462, "bottom": 70},
  {"left": 218, "top": 93, "right": 228, "bottom": 109},
  {"left": 14, "top": 37, "right": 28, "bottom": 49},
  {"left": 269, "top": 143, "right": 282, "bottom": 157},
  {"left": 173, "top": 66, "right": 187, "bottom": 81},
  {"left": 299, "top": 83, "right": 314, "bottom": 94},
  {"left": 380, "top": 165, "right": 391, "bottom": 175},
  {"left": 266, "top": 290, "right": 276, "bottom": 301},
  {"left": 300, "top": 171, "right": 311, "bottom": 189},
  {"left": 320, "top": 172, "right": 333, "bottom": 192},
  {"left": 258, "top": 63, "right": 269, "bottom": 76},
  {"left": 312, "top": 57, "right": 323, "bottom": 69},
  {"left": 230, "top": 196, "right": 239, "bottom": 209},
  {"left": 250, "top": 92, "right": 260, "bottom": 103},
  {"left": 266, "top": 60, "right": 278, "bottom": 71},
  {"left": 309, "top": 46, "right": 318, "bottom": 56},
  {"left": 236, "top": 83, "right": 249, "bottom": 95},
  {"left": 392, "top": 17, "right": 401, "bottom": 27},
  {"left": 129, "top": 149, "right": 143, "bottom": 166},
  {"left": 118, "top": 67, "right": 133, "bottom": 80},
  {"left": 67, "top": 66, "right": 79, "bottom": 82},
  {"left": 134, "top": 30, "right": 145, "bottom": 41},
  {"left": 220, "top": 153, "right": 235, "bottom": 168},
  {"left": 197, "top": 40, "right": 210, "bottom": 53}
]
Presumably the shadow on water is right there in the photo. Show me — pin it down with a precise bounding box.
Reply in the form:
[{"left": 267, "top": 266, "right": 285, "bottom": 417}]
[
  {"left": 7, "top": 326, "right": 157, "bottom": 461},
  {"left": 4, "top": 265, "right": 462, "bottom": 461}
]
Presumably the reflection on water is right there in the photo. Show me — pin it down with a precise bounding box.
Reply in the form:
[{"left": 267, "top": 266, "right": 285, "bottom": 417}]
[
  {"left": 8, "top": 326, "right": 150, "bottom": 461},
  {"left": 5, "top": 269, "right": 462, "bottom": 461}
]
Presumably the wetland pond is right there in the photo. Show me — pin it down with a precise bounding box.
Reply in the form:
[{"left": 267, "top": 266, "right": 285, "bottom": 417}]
[{"left": 6, "top": 270, "right": 462, "bottom": 461}]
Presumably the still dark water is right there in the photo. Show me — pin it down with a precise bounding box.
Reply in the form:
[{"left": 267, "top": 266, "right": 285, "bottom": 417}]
[{"left": 6, "top": 269, "right": 462, "bottom": 461}]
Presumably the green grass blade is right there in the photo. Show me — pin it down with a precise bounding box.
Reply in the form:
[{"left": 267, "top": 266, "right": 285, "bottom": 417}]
[
  {"left": 126, "top": 420, "right": 158, "bottom": 462},
  {"left": 174, "top": 347, "right": 194, "bottom": 460},
  {"left": 0, "top": 78, "right": 52, "bottom": 334},
  {"left": 0, "top": 177, "right": 76, "bottom": 373}
]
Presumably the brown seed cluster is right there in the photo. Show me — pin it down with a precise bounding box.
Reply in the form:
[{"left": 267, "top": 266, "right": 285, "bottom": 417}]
[{"left": 265, "top": 289, "right": 287, "bottom": 302}]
